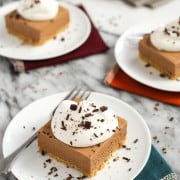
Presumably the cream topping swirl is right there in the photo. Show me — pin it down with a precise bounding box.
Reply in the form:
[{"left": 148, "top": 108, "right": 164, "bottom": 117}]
[
  {"left": 17, "top": 0, "right": 59, "bottom": 21},
  {"left": 150, "top": 18, "right": 180, "bottom": 52},
  {"left": 51, "top": 100, "right": 119, "bottom": 147}
]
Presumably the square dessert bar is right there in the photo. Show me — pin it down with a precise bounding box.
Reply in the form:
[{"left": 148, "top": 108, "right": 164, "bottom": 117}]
[
  {"left": 5, "top": 6, "right": 70, "bottom": 45},
  {"left": 139, "top": 35, "right": 180, "bottom": 79},
  {"left": 38, "top": 117, "right": 127, "bottom": 177}
]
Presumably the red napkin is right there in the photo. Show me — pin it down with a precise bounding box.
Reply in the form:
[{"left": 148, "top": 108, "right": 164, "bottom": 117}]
[
  {"left": 10, "top": 6, "right": 109, "bottom": 72},
  {"left": 105, "top": 64, "right": 180, "bottom": 106}
]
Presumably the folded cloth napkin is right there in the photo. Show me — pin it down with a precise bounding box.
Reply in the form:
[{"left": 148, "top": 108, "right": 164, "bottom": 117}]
[
  {"left": 104, "top": 64, "right": 180, "bottom": 106},
  {"left": 135, "top": 145, "right": 177, "bottom": 180},
  {"left": 9, "top": 6, "right": 109, "bottom": 72}
]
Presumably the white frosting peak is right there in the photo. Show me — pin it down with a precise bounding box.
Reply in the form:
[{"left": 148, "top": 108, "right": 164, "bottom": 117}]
[
  {"left": 51, "top": 100, "right": 119, "bottom": 147},
  {"left": 150, "top": 18, "right": 180, "bottom": 52},
  {"left": 17, "top": 0, "right": 59, "bottom": 21}
]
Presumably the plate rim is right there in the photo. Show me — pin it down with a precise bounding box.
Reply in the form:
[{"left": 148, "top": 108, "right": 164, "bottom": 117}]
[
  {"left": 0, "top": 1, "right": 91, "bottom": 60},
  {"left": 2, "top": 91, "right": 151, "bottom": 179},
  {"left": 114, "top": 24, "right": 180, "bottom": 92}
]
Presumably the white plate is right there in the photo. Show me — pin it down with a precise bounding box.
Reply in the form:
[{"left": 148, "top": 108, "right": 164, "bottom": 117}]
[
  {"left": 3, "top": 92, "right": 151, "bottom": 180},
  {"left": 0, "top": 2, "right": 91, "bottom": 60},
  {"left": 115, "top": 23, "right": 180, "bottom": 92}
]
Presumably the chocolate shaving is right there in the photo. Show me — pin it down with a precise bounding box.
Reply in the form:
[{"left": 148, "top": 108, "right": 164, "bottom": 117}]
[
  {"left": 92, "top": 108, "right": 99, "bottom": 112},
  {"left": 41, "top": 150, "right": 46, "bottom": 156},
  {"left": 164, "top": 28, "right": 170, "bottom": 35},
  {"left": 94, "top": 133, "right": 98, "bottom": 138},
  {"left": 160, "top": 73, "right": 167, "bottom": 78},
  {"left": 113, "top": 156, "right": 120, "bottom": 162},
  {"left": 48, "top": 166, "right": 57, "bottom": 175},
  {"left": 128, "top": 168, "right": 132, "bottom": 171},
  {"left": 162, "top": 147, "right": 167, "bottom": 154},
  {"left": 78, "top": 121, "right": 84, "bottom": 128},
  {"left": 43, "top": 162, "right": 47, "bottom": 168},
  {"left": 153, "top": 136, "right": 157, "bottom": 140},
  {"left": 66, "top": 114, "right": 70, "bottom": 120},
  {"left": 100, "top": 106, "right": 108, "bottom": 112},
  {"left": 34, "top": 0, "right": 40, "bottom": 4},
  {"left": 46, "top": 159, "right": 52, "bottom": 163},
  {"left": 85, "top": 113, "right": 93, "bottom": 117},
  {"left": 145, "top": 63, "right": 150, "bottom": 68},
  {"left": 50, "top": 167, "right": 57, "bottom": 172},
  {"left": 91, "top": 103, "right": 96, "bottom": 108},
  {"left": 78, "top": 106, "right": 82, "bottom": 113},
  {"left": 77, "top": 175, "right": 87, "bottom": 180},
  {"left": 61, "top": 121, "right": 67, "bottom": 131},
  {"left": 133, "top": 138, "right": 138, "bottom": 143},
  {"left": 84, "top": 121, "right": 91, "bottom": 129},
  {"left": 172, "top": 30, "right": 180, "bottom": 37},
  {"left": 54, "top": 173, "right": 58, "bottom": 177},
  {"left": 169, "top": 117, "right": 174, "bottom": 121},
  {"left": 66, "top": 174, "right": 73, "bottom": 180},
  {"left": 61, "top": 37, "right": 65, "bottom": 42},
  {"left": 78, "top": 121, "right": 92, "bottom": 129},
  {"left": 122, "top": 157, "right": 130, "bottom": 162},
  {"left": 70, "top": 104, "right": 77, "bottom": 111}
]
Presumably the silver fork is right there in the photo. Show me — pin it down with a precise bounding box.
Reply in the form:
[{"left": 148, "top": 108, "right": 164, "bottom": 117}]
[{"left": 0, "top": 87, "right": 91, "bottom": 175}]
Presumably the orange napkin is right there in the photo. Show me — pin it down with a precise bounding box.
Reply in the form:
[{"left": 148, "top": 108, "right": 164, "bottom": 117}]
[{"left": 105, "top": 64, "right": 180, "bottom": 106}]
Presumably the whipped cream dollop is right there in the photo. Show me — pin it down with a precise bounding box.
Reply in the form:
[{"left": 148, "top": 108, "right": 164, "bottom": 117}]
[
  {"left": 17, "top": 0, "right": 59, "bottom": 21},
  {"left": 150, "top": 18, "right": 180, "bottom": 52},
  {"left": 51, "top": 100, "right": 119, "bottom": 147}
]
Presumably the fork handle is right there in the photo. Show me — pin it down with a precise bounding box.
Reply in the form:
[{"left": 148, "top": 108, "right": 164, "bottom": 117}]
[{"left": 0, "top": 132, "right": 38, "bottom": 174}]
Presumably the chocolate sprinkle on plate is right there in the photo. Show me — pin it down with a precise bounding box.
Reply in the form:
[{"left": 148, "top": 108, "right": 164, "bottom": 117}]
[
  {"left": 133, "top": 138, "right": 138, "bottom": 143},
  {"left": 46, "top": 159, "right": 52, "bottom": 163},
  {"left": 122, "top": 157, "right": 130, "bottom": 162}
]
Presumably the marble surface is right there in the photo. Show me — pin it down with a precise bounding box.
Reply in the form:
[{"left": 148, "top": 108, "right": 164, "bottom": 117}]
[{"left": 0, "top": 0, "right": 180, "bottom": 179}]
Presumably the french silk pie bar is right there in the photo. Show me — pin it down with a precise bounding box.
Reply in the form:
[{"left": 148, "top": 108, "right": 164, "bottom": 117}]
[
  {"left": 139, "top": 18, "right": 180, "bottom": 79},
  {"left": 5, "top": 0, "right": 70, "bottom": 45},
  {"left": 38, "top": 99, "right": 127, "bottom": 177}
]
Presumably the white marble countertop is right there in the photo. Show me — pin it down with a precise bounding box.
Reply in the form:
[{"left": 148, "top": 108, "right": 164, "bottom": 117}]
[{"left": 0, "top": 0, "right": 180, "bottom": 179}]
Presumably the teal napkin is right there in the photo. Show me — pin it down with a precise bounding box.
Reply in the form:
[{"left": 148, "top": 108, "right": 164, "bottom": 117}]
[{"left": 135, "top": 145, "right": 177, "bottom": 180}]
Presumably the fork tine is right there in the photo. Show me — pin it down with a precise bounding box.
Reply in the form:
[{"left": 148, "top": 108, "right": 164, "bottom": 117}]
[
  {"left": 82, "top": 91, "right": 91, "bottom": 100},
  {"left": 78, "top": 90, "right": 86, "bottom": 99},
  {"left": 63, "top": 86, "right": 77, "bottom": 100},
  {"left": 69, "top": 87, "right": 82, "bottom": 100}
]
